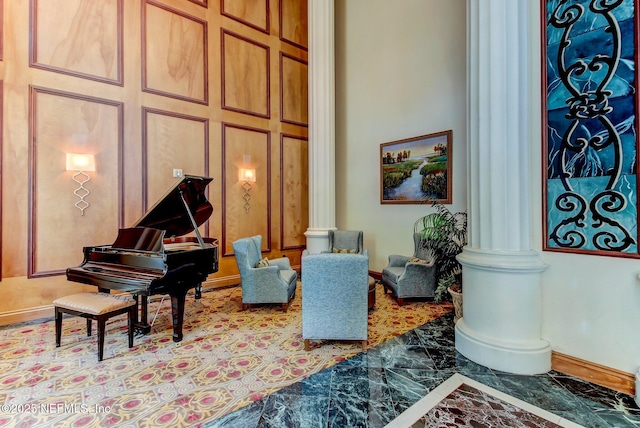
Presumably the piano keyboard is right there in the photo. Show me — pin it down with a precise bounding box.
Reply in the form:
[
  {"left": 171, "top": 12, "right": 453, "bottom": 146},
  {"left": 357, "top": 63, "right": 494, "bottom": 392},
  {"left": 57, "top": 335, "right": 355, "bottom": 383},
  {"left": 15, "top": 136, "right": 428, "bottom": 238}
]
[{"left": 72, "top": 263, "right": 163, "bottom": 286}]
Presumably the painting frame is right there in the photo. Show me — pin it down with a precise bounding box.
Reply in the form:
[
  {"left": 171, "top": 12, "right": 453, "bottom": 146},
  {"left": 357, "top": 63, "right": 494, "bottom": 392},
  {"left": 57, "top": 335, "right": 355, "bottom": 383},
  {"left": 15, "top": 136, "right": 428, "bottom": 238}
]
[{"left": 380, "top": 130, "right": 452, "bottom": 205}]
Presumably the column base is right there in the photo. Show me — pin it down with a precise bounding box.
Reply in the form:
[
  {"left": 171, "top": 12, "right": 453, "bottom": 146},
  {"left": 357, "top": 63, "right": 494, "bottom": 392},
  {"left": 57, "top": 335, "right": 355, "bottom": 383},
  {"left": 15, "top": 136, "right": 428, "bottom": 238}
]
[
  {"left": 455, "top": 319, "right": 551, "bottom": 374},
  {"left": 304, "top": 228, "right": 335, "bottom": 254},
  {"left": 455, "top": 247, "right": 551, "bottom": 375}
]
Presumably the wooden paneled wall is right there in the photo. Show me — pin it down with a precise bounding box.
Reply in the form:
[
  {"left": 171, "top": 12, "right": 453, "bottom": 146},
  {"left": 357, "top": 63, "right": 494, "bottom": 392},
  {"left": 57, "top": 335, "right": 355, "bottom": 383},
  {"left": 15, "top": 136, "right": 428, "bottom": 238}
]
[{"left": 0, "top": 0, "right": 308, "bottom": 324}]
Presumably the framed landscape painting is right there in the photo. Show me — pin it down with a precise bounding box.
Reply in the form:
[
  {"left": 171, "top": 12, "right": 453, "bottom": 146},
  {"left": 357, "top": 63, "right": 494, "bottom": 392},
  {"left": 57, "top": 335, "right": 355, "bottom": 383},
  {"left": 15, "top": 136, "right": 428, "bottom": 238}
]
[{"left": 380, "top": 130, "right": 452, "bottom": 204}]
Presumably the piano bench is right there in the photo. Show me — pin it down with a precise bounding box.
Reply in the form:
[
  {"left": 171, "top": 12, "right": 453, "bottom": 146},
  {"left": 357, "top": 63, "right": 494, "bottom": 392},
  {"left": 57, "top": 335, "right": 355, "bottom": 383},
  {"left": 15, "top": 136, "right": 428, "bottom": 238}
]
[{"left": 53, "top": 292, "right": 136, "bottom": 362}]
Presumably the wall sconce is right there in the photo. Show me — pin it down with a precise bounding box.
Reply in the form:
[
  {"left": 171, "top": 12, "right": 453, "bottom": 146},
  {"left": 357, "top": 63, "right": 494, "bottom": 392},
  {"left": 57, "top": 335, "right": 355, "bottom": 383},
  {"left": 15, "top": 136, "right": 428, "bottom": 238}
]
[
  {"left": 239, "top": 168, "right": 256, "bottom": 213},
  {"left": 66, "top": 153, "right": 96, "bottom": 216}
]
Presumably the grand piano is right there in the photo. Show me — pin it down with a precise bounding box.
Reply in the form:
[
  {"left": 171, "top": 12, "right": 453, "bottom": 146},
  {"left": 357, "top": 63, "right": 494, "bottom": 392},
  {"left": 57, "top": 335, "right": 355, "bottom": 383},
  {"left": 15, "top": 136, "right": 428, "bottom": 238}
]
[{"left": 66, "top": 175, "right": 219, "bottom": 342}]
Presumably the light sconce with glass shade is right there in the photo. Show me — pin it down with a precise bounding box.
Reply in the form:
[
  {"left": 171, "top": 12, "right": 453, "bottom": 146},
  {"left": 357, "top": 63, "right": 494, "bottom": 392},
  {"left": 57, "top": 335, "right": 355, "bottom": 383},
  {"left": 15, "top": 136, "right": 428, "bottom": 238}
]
[
  {"left": 239, "top": 167, "right": 256, "bottom": 213},
  {"left": 66, "top": 153, "right": 96, "bottom": 215}
]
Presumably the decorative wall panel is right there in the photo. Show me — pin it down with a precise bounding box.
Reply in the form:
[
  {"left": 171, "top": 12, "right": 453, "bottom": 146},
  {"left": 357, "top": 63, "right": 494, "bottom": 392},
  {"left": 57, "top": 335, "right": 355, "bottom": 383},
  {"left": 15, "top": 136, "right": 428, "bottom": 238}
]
[
  {"left": 280, "top": 52, "right": 308, "bottom": 126},
  {"left": 28, "top": 87, "right": 123, "bottom": 277},
  {"left": 0, "top": 82, "right": 3, "bottom": 280},
  {"left": 142, "top": 0, "right": 208, "bottom": 104},
  {"left": 0, "top": 0, "right": 3, "bottom": 61},
  {"left": 142, "top": 107, "right": 210, "bottom": 236},
  {"left": 30, "top": 0, "right": 123, "bottom": 85},
  {"left": 221, "top": 0, "right": 269, "bottom": 33},
  {"left": 189, "top": 0, "right": 207, "bottom": 7},
  {"left": 281, "top": 134, "right": 307, "bottom": 250},
  {"left": 543, "top": 0, "right": 639, "bottom": 257},
  {"left": 222, "top": 123, "right": 270, "bottom": 256},
  {"left": 221, "top": 30, "right": 270, "bottom": 118},
  {"left": 280, "top": 0, "right": 307, "bottom": 50},
  {"left": 0, "top": 0, "right": 308, "bottom": 323}
]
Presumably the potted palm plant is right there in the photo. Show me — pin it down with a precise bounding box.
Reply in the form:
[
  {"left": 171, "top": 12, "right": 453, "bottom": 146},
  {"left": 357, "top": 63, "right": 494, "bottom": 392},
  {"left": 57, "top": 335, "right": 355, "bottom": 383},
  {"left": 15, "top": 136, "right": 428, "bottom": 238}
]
[{"left": 416, "top": 201, "right": 467, "bottom": 322}]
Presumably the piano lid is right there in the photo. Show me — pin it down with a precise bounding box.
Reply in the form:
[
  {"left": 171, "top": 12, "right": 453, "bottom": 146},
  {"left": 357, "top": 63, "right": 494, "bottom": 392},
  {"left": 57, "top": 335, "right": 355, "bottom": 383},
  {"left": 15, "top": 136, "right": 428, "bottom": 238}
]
[{"left": 133, "top": 175, "right": 213, "bottom": 238}]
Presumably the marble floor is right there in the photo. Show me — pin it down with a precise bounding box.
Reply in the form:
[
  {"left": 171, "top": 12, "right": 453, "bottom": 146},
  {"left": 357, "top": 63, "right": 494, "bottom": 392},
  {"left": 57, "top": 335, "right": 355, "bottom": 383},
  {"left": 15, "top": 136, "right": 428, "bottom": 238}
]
[{"left": 205, "top": 313, "right": 640, "bottom": 427}]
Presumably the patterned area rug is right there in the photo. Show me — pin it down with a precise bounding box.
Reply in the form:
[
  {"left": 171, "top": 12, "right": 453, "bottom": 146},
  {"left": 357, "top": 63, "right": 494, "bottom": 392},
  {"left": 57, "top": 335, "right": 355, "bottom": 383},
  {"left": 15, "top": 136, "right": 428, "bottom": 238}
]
[{"left": 0, "top": 282, "right": 452, "bottom": 427}]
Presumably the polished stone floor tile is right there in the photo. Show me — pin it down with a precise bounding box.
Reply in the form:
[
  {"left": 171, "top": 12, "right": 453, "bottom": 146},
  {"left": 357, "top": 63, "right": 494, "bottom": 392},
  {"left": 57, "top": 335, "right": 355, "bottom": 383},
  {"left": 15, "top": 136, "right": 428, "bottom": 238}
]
[
  {"left": 205, "top": 313, "right": 640, "bottom": 427},
  {"left": 259, "top": 394, "right": 329, "bottom": 428},
  {"left": 385, "top": 367, "right": 447, "bottom": 404},
  {"left": 378, "top": 343, "right": 437, "bottom": 370},
  {"left": 272, "top": 367, "right": 332, "bottom": 398},
  {"left": 327, "top": 396, "right": 395, "bottom": 428},
  {"left": 492, "top": 373, "right": 588, "bottom": 412},
  {"left": 330, "top": 365, "right": 391, "bottom": 402}
]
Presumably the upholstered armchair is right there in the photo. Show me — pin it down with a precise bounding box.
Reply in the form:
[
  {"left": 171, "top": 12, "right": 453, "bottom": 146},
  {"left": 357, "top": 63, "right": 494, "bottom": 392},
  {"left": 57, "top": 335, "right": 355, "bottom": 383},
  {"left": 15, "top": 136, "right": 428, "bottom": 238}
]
[
  {"left": 381, "top": 233, "right": 437, "bottom": 305},
  {"left": 232, "top": 235, "right": 298, "bottom": 311},
  {"left": 326, "top": 229, "right": 365, "bottom": 254},
  {"left": 301, "top": 252, "right": 369, "bottom": 351}
]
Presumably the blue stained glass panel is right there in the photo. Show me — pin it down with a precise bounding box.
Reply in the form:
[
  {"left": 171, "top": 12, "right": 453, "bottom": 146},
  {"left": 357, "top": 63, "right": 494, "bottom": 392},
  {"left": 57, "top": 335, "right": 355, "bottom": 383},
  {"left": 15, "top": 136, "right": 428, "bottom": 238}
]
[{"left": 544, "top": 0, "right": 639, "bottom": 256}]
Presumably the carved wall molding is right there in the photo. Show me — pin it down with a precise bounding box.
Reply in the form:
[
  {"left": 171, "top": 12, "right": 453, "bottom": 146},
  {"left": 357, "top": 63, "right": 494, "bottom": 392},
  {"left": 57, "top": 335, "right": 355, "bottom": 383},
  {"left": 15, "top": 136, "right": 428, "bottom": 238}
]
[
  {"left": 141, "top": 106, "right": 211, "bottom": 237},
  {"left": 189, "top": 0, "right": 208, "bottom": 8},
  {"left": 221, "top": 0, "right": 269, "bottom": 34},
  {"left": 29, "top": 0, "right": 124, "bottom": 85},
  {"left": 221, "top": 122, "right": 271, "bottom": 256},
  {"left": 280, "top": 133, "right": 308, "bottom": 250},
  {"left": 0, "top": 82, "right": 3, "bottom": 280},
  {"left": 279, "top": 0, "right": 308, "bottom": 50},
  {"left": 28, "top": 86, "right": 124, "bottom": 278},
  {"left": 0, "top": 0, "right": 307, "bottom": 319},
  {"left": 221, "top": 29, "right": 270, "bottom": 118},
  {"left": 142, "top": 0, "right": 209, "bottom": 104},
  {"left": 280, "top": 51, "right": 308, "bottom": 126},
  {"left": 0, "top": 0, "right": 4, "bottom": 61}
]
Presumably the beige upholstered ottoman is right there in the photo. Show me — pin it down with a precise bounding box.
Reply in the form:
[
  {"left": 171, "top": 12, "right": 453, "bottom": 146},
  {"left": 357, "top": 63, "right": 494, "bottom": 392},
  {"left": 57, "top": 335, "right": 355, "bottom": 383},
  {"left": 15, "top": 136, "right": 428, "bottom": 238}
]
[{"left": 54, "top": 292, "right": 136, "bottom": 361}]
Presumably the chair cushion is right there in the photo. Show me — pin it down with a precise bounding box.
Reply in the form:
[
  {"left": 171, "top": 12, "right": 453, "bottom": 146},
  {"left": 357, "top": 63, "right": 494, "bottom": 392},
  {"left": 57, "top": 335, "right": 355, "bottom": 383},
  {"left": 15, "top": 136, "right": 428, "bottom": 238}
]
[
  {"left": 279, "top": 269, "right": 297, "bottom": 285},
  {"left": 53, "top": 292, "right": 135, "bottom": 315},
  {"left": 408, "top": 257, "right": 429, "bottom": 264},
  {"left": 382, "top": 266, "right": 404, "bottom": 283},
  {"left": 332, "top": 248, "right": 358, "bottom": 254},
  {"left": 255, "top": 257, "right": 269, "bottom": 268},
  {"left": 331, "top": 230, "right": 362, "bottom": 251}
]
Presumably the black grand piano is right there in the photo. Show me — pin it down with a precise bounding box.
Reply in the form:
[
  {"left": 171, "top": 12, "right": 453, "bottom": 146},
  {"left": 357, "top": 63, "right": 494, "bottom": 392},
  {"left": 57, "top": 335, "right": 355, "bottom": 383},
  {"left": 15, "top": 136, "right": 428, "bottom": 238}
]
[{"left": 66, "top": 175, "right": 219, "bottom": 342}]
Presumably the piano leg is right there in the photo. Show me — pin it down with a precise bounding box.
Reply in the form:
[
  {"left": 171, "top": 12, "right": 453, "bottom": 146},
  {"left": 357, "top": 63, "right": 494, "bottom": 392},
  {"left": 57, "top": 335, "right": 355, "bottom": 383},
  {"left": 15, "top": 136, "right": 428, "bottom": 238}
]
[
  {"left": 169, "top": 287, "right": 190, "bottom": 342},
  {"left": 195, "top": 283, "right": 202, "bottom": 300},
  {"left": 96, "top": 289, "right": 151, "bottom": 335},
  {"left": 140, "top": 296, "right": 149, "bottom": 326},
  {"left": 134, "top": 295, "right": 151, "bottom": 334},
  {"left": 132, "top": 294, "right": 151, "bottom": 335}
]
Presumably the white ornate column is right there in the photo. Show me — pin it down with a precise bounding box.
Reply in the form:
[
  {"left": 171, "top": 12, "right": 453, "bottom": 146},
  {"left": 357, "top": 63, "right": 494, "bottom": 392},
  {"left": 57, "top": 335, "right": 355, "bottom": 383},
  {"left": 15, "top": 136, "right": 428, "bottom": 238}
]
[
  {"left": 305, "top": 0, "right": 336, "bottom": 254},
  {"left": 456, "top": 0, "right": 550, "bottom": 374}
]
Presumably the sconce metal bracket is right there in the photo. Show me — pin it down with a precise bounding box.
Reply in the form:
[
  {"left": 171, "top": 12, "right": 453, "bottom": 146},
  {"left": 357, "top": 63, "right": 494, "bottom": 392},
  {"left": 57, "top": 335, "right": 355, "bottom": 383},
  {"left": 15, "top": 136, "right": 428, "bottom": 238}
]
[{"left": 72, "top": 171, "right": 91, "bottom": 215}]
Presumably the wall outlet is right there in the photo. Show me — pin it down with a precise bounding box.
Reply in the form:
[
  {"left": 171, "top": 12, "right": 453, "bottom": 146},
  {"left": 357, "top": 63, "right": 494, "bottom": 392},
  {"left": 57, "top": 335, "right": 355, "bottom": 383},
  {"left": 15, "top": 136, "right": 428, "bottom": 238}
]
[{"left": 173, "top": 169, "right": 183, "bottom": 178}]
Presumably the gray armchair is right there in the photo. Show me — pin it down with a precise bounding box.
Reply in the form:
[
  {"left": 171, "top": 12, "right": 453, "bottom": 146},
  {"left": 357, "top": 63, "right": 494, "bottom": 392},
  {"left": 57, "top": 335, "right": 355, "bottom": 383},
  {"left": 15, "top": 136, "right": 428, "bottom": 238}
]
[
  {"left": 232, "top": 235, "right": 297, "bottom": 311},
  {"left": 381, "top": 233, "right": 436, "bottom": 305},
  {"left": 301, "top": 252, "right": 369, "bottom": 351},
  {"left": 327, "top": 229, "right": 364, "bottom": 254}
]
